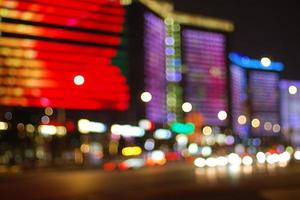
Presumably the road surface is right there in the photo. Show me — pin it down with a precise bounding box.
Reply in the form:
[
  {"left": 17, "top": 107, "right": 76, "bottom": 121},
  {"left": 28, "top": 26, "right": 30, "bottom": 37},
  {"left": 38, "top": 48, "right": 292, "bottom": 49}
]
[{"left": 1, "top": 162, "right": 300, "bottom": 200}]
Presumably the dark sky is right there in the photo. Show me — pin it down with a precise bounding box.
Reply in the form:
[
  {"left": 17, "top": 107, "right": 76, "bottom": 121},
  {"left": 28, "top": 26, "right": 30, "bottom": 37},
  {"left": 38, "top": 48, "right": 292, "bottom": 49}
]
[{"left": 172, "top": 0, "right": 300, "bottom": 80}]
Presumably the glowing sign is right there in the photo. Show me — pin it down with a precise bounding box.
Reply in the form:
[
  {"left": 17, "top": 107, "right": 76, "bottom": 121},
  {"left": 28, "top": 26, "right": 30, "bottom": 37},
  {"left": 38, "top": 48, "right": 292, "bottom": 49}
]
[
  {"left": 171, "top": 122, "right": 195, "bottom": 135},
  {"left": 229, "top": 53, "right": 284, "bottom": 72},
  {"left": 0, "top": 0, "right": 129, "bottom": 110}
]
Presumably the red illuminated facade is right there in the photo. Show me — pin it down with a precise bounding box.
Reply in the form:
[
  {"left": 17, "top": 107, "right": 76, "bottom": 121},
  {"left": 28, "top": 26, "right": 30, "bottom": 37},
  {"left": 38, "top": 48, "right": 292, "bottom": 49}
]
[{"left": 0, "top": 0, "right": 129, "bottom": 110}]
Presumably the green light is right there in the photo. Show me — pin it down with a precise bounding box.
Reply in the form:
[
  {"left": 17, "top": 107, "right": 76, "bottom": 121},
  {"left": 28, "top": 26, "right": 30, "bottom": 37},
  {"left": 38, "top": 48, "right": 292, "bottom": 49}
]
[{"left": 171, "top": 122, "right": 195, "bottom": 135}]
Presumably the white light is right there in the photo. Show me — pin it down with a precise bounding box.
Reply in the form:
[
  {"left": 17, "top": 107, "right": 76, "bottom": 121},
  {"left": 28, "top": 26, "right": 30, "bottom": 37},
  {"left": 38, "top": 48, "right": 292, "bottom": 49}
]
[
  {"left": 151, "top": 150, "right": 165, "bottom": 162},
  {"left": 176, "top": 134, "right": 188, "bottom": 146},
  {"left": 216, "top": 156, "right": 228, "bottom": 166},
  {"left": 74, "top": 75, "right": 85, "bottom": 86},
  {"left": 182, "top": 102, "right": 192, "bottom": 113},
  {"left": 38, "top": 125, "right": 56, "bottom": 136},
  {"left": 279, "top": 152, "right": 291, "bottom": 163},
  {"left": 194, "top": 157, "right": 206, "bottom": 168},
  {"left": 206, "top": 157, "right": 217, "bottom": 167},
  {"left": 41, "top": 115, "right": 50, "bottom": 124},
  {"left": 123, "top": 158, "right": 145, "bottom": 169},
  {"left": 264, "top": 122, "right": 272, "bottom": 131},
  {"left": 154, "top": 129, "right": 172, "bottom": 140},
  {"left": 242, "top": 156, "right": 253, "bottom": 166},
  {"left": 261, "top": 57, "right": 271, "bottom": 67},
  {"left": 238, "top": 115, "right": 247, "bottom": 125},
  {"left": 266, "top": 153, "right": 279, "bottom": 164},
  {"left": 227, "top": 153, "right": 242, "bottom": 166},
  {"left": 201, "top": 146, "right": 212, "bottom": 157},
  {"left": 188, "top": 143, "right": 198, "bottom": 154},
  {"left": 272, "top": 124, "right": 281, "bottom": 133},
  {"left": 217, "top": 110, "right": 227, "bottom": 121},
  {"left": 144, "top": 139, "right": 155, "bottom": 151},
  {"left": 141, "top": 92, "right": 152, "bottom": 103},
  {"left": 294, "top": 151, "right": 300, "bottom": 160},
  {"left": 138, "top": 119, "right": 152, "bottom": 130},
  {"left": 289, "top": 85, "right": 298, "bottom": 95},
  {"left": 111, "top": 124, "right": 144, "bottom": 138},
  {"left": 0, "top": 121, "right": 8, "bottom": 130},
  {"left": 78, "top": 119, "right": 107, "bottom": 134},
  {"left": 256, "top": 152, "right": 266, "bottom": 164}
]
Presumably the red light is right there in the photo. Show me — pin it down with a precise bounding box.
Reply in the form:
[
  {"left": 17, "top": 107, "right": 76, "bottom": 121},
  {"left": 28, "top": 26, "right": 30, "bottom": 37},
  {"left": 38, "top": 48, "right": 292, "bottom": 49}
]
[
  {"left": 0, "top": 0, "right": 125, "bottom": 24},
  {"left": 103, "top": 162, "right": 116, "bottom": 171},
  {"left": 118, "top": 162, "right": 128, "bottom": 171}
]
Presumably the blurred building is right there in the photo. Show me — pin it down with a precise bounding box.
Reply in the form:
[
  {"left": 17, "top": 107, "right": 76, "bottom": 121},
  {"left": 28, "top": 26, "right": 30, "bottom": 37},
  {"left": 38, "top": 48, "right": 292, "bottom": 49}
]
[
  {"left": 280, "top": 80, "right": 300, "bottom": 146},
  {"left": 229, "top": 53, "right": 284, "bottom": 143},
  {"left": 0, "top": 0, "right": 130, "bottom": 166},
  {"left": 138, "top": 0, "right": 234, "bottom": 129}
]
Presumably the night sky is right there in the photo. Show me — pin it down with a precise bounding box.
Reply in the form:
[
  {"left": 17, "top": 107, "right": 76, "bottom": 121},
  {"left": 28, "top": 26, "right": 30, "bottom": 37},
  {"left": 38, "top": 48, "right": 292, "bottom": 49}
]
[{"left": 172, "top": 0, "right": 300, "bottom": 80}]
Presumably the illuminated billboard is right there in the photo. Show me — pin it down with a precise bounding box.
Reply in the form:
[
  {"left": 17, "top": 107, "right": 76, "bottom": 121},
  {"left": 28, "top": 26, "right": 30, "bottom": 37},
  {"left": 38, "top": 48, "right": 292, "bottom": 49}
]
[
  {"left": 0, "top": 0, "right": 129, "bottom": 110},
  {"left": 182, "top": 29, "right": 228, "bottom": 126}
]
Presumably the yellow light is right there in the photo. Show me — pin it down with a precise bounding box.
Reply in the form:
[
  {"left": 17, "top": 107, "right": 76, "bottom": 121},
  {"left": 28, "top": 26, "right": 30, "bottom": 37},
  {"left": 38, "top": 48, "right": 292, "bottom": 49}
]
[
  {"left": 289, "top": 85, "right": 297, "bottom": 95},
  {"left": 237, "top": 115, "right": 247, "bottom": 125},
  {"left": 122, "top": 146, "right": 142, "bottom": 157},
  {"left": 25, "top": 124, "right": 35, "bottom": 133},
  {"left": 80, "top": 144, "right": 90, "bottom": 153},
  {"left": 56, "top": 126, "right": 67, "bottom": 136},
  {"left": 251, "top": 118, "right": 260, "bottom": 128},
  {"left": 202, "top": 126, "right": 212, "bottom": 136},
  {"left": 73, "top": 75, "right": 85, "bottom": 86},
  {"left": 44, "top": 107, "right": 53, "bottom": 116},
  {"left": 78, "top": 119, "right": 90, "bottom": 134},
  {"left": 141, "top": 92, "right": 152, "bottom": 103},
  {"left": 0, "top": 121, "right": 8, "bottom": 130}
]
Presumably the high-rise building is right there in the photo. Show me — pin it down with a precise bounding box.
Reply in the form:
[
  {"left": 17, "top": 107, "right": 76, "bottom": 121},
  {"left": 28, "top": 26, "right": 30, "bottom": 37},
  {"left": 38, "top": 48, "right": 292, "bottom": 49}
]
[
  {"left": 229, "top": 53, "right": 284, "bottom": 141},
  {"left": 280, "top": 80, "right": 300, "bottom": 146},
  {"left": 139, "top": 0, "right": 234, "bottom": 128}
]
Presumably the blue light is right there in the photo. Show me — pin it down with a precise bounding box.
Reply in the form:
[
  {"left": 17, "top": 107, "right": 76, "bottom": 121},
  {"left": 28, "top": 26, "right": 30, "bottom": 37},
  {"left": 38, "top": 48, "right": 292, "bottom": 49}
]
[
  {"left": 166, "top": 47, "right": 175, "bottom": 55},
  {"left": 229, "top": 52, "right": 284, "bottom": 71},
  {"left": 165, "top": 37, "right": 175, "bottom": 45}
]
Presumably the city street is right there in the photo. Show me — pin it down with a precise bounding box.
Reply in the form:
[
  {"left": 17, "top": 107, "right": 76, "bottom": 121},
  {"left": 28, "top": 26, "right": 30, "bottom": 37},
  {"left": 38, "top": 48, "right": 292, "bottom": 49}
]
[{"left": 1, "top": 162, "right": 300, "bottom": 200}]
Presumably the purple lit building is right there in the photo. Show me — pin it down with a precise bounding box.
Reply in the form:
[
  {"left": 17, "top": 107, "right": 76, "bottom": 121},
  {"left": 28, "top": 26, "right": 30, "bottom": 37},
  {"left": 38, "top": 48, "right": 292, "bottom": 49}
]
[
  {"left": 229, "top": 53, "right": 284, "bottom": 140},
  {"left": 280, "top": 80, "right": 300, "bottom": 146},
  {"left": 182, "top": 29, "right": 229, "bottom": 127},
  {"left": 144, "top": 12, "right": 167, "bottom": 123}
]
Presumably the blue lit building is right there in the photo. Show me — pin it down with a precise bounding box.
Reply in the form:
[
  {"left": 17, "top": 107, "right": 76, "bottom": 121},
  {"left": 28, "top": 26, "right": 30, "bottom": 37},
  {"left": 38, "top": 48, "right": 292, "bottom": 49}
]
[
  {"left": 280, "top": 80, "right": 300, "bottom": 146},
  {"left": 229, "top": 53, "right": 284, "bottom": 142}
]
